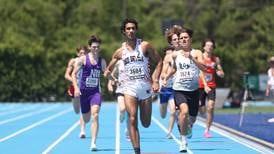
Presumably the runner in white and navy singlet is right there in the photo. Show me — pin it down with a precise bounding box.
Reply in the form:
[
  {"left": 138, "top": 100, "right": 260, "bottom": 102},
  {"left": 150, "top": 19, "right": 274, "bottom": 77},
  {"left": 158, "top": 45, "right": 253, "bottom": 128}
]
[
  {"left": 104, "top": 19, "right": 162, "bottom": 154},
  {"left": 122, "top": 39, "right": 152, "bottom": 100}
]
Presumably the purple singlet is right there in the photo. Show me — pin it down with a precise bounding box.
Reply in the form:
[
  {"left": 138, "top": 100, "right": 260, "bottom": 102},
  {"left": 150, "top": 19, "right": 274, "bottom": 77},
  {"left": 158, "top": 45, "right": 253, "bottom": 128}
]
[{"left": 79, "top": 55, "right": 102, "bottom": 113}]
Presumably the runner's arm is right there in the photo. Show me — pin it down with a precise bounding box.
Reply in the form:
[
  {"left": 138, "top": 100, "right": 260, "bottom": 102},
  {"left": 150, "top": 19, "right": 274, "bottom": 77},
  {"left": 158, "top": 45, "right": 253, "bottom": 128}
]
[
  {"left": 64, "top": 58, "right": 75, "bottom": 82},
  {"left": 215, "top": 57, "right": 224, "bottom": 78}
]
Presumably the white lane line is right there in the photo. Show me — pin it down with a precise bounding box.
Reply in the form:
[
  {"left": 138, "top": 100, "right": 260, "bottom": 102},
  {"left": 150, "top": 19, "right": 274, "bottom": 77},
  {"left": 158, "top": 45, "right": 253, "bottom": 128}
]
[
  {"left": 0, "top": 105, "right": 40, "bottom": 116},
  {"left": 0, "top": 104, "right": 60, "bottom": 125},
  {"left": 42, "top": 120, "right": 79, "bottom": 154},
  {"left": 115, "top": 103, "right": 120, "bottom": 154},
  {"left": 0, "top": 104, "right": 18, "bottom": 112},
  {"left": 152, "top": 116, "right": 194, "bottom": 154},
  {"left": 0, "top": 107, "right": 72, "bottom": 143},
  {"left": 196, "top": 119, "right": 273, "bottom": 154}
]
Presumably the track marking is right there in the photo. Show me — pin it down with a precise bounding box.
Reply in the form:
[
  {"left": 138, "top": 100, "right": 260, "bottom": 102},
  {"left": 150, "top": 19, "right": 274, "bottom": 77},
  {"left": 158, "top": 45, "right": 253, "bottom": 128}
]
[
  {"left": 42, "top": 120, "right": 79, "bottom": 154},
  {"left": 0, "top": 108, "right": 72, "bottom": 142},
  {"left": 152, "top": 116, "right": 193, "bottom": 154},
  {"left": 0, "top": 104, "right": 18, "bottom": 112},
  {"left": 196, "top": 119, "right": 273, "bottom": 154},
  {"left": 0, "top": 104, "right": 59, "bottom": 125},
  {"left": 0, "top": 104, "right": 40, "bottom": 116},
  {"left": 115, "top": 103, "right": 120, "bottom": 154}
]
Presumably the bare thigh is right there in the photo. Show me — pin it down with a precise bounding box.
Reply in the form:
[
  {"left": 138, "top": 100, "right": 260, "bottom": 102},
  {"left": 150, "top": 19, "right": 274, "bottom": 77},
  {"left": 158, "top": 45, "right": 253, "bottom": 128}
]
[{"left": 139, "top": 97, "right": 152, "bottom": 128}]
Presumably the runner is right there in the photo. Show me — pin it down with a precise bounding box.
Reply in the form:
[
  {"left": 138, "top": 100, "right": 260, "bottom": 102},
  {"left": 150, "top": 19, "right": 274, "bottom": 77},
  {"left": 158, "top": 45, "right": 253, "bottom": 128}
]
[
  {"left": 159, "top": 25, "right": 182, "bottom": 139},
  {"left": 265, "top": 56, "right": 274, "bottom": 100},
  {"left": 198, "top": 38, "right": 224, "bottom": 138},
  {"left": 64, "top": 46, "right": 88, "bottom": 138},
  {"left": 162, "top": 27, "right": 206, "bottom": 152},
  {"left": 72, "top": 35, "right": 107, "bottom": 151},
  {"left": 64, "top": 46, "right": 88, "bottom": 113},
  {"left": 265, "top": 56, "right": 274, "bottom": 123},
  {"left": 107, "top": 59, "right": 130, "bottom": 140},
  {"left": 104, "top": 18, "right": 162, "bottom": 154}
]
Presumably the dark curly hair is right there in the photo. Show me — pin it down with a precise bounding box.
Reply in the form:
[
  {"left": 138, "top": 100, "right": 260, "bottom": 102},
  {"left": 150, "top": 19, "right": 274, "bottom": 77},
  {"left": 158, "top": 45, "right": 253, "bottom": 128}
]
[
  {"left": 88, "top": 35, "right": 101, "bottom": 46},
  {"left": 120, "top": 18, "right": 138, "bottom": 33}
]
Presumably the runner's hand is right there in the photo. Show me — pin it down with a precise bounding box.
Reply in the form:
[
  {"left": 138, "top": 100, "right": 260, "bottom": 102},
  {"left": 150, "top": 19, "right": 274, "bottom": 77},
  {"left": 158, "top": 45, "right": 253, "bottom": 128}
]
[
  {"left": 204, "top": 85, "right": 211, "bottom": 94},
  {"left": 152, "top": 81, "right": 160, "bottom": 93},
  {"left": 74, "top": 87, "right": 81, "bottom": 97}
]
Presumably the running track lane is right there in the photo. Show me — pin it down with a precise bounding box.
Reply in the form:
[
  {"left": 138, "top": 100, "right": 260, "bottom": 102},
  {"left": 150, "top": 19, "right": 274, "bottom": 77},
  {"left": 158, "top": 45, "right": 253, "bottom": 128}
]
[{"left": 0, "top": 102, "right": 272, "bottom": 154}]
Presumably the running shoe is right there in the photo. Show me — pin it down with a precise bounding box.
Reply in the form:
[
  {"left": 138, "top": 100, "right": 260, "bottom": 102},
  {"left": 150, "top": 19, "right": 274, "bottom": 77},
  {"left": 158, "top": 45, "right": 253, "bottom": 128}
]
[
  {"left": 90, "top": 143, "right": 97, "bottom": 151},
  {"left": 79, "top": 132, "right": 86, "bottom": 139},
  {"left": 179, "top": 142, "right": 187, "bottom": 153},
  {"left": 204, "top": 131, "right": 212, "bottom": 138}
]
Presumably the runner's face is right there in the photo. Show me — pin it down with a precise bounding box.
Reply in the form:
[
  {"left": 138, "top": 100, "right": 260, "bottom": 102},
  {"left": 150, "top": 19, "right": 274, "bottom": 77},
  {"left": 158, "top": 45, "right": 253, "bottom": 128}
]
[
  {"left": 77, "top": 49, "right": 86, "bottom": 57},
  {"left": 204, "top": 41, "right": 214, "bottom": 53},
  {"left": 171, "top": 34, "right": 179, "bottom": 48},
  {"left": 90, "top": 42, "right": 100, "bottom": 53},
  {"left": 179, "top": 32, "right": 191, "bottom": 48},
  {"left": 124, "top": 23, "right": 137, "bottom": 40}
]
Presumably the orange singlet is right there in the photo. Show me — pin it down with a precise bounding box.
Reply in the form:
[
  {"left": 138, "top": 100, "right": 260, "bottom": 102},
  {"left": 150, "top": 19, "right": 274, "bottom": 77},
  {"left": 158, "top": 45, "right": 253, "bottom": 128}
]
[{"left": 199, "top": 56, "right": 217, "bottom": 88}]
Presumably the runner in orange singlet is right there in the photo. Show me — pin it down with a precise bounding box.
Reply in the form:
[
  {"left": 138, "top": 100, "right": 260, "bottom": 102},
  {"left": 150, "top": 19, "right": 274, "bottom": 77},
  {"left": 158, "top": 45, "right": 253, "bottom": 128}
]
[{"left": 198, "top": 38, "right": 224, "bottom": 138}]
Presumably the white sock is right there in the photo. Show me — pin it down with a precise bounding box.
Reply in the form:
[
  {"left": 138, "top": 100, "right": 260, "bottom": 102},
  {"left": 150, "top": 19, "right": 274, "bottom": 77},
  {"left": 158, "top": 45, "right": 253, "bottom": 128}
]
[{"left": 181, "top": 135, "right": 187, "bottom": 144}]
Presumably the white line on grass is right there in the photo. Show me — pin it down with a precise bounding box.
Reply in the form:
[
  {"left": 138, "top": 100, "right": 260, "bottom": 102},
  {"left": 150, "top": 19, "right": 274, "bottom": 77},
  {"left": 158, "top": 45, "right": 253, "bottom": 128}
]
[
  {"left": 0, "top": 107, "right": 72, "bottom": 143},
  {"left": 0, "top": 104, "right": 60, "bottom": 125},
  {"left": 115, "top": 103, "right": 120, "bottom": 154},
  {"left": 42, "top": 120, "right": 79, "bottom": 154},
  {"left": 151, "top": 116, "right": 193, "bottom": 154}
]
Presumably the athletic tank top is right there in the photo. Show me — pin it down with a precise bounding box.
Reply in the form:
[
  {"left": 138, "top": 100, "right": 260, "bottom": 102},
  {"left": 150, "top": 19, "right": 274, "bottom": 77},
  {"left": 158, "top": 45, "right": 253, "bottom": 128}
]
[
  {"left": 172, "top": 49, "right": 200, "bottom": 91},
  {"left": 74, "top": 57, "right": 83, "bottom": 86},
  {"left": 122, "top": 39, "right": 150, "bottom": 83},
  {"left": 160, "top": 59, "right": 174, "bottom": 88},
  {"left": 80, "top": 54, "right": 101, "bottom": 91},
  {"left": 268, "top": 68, "right": 274, "bottom": 90},
  {"left": 199, "top": 56, "right": 217, "bottom": 88},
  {"left": 115, "top": 60, "right": 126, "bottom": 85}
]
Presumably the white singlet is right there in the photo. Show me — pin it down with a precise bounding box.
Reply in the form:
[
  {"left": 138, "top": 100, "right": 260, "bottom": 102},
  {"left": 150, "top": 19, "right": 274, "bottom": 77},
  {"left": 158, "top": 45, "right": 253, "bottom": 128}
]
[{"left": 172, "top": 49, "right": 200, "bottom": 91}]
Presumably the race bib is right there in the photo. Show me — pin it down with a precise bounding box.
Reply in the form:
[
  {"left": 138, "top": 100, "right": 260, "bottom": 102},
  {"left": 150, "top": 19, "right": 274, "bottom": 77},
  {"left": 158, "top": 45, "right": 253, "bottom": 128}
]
[
  {"left": 127, "top": 66, "right": 145, "bottom": 80},
  {"left": 205, "top": 73, "right": 213, "bottom": 82},
  {"left": 179, "top": 70, "right": 193, "bottom": 82},
  {"left": 85, "top": 77, "right": 98, "bottom": 87}
]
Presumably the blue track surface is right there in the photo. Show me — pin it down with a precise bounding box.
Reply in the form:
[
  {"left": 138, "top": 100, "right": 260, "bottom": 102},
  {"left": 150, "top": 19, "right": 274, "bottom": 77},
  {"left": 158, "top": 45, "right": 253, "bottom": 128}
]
[
  {"left": 214, "top": 113, "right": 274, "bottom": 143},
  {"left": 0, "top": 102, "right": 272, "bottom": 154}
]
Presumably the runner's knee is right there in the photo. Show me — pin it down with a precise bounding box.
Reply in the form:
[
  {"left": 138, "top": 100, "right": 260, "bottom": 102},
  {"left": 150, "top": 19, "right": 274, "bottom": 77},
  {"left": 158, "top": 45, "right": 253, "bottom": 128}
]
[
  {"left": 83, "top": 115, "right": 90, "bottom": 123},
  {"left": 92, "top": 112, "right": 99, "bottom": 121},
  {"left": 129, "top": 115, "right": 137, "bottom": 125}
]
